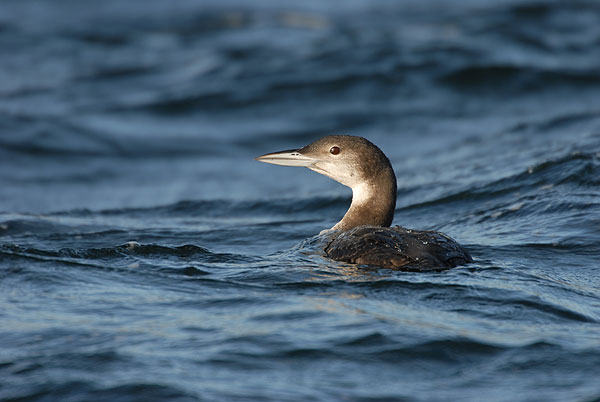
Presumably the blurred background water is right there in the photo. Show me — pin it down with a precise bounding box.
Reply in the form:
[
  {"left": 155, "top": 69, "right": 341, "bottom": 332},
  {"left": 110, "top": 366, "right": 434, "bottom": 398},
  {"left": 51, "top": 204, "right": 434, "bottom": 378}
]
[{"left": 1, "top": 0, "right": 599, "bottom": 401}]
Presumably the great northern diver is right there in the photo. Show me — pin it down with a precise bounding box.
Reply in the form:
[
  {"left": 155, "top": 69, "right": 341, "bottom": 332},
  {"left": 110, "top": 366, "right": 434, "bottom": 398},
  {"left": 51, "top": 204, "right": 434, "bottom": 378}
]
[{"left": 255, "top": 135, "right": 472, "bottom": 271}]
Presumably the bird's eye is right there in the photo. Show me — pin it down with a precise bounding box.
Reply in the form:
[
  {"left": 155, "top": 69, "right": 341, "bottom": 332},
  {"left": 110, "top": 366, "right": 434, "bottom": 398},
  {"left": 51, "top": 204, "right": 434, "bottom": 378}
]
[{"left": 330, "top": 146, "right": 340, "bottom": 155}]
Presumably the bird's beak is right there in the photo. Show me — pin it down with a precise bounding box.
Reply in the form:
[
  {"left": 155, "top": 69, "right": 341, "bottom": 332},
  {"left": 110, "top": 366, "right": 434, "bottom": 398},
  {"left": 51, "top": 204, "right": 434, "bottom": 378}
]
[{"left": 255, "top": 148, "right": 319, "bottom": 167}]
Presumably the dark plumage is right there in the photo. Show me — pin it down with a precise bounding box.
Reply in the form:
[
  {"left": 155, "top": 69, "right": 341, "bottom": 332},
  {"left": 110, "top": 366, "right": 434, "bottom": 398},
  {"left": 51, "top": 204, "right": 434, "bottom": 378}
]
[{"left": 324, "top": 225, "right": 472, "bottom": 271}]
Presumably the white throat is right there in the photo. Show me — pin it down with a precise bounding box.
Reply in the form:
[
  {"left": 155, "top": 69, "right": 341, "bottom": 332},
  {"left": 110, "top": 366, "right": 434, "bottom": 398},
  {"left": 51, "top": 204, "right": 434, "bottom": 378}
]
[
  {"left": 349, "top": 182, "right": 374, "bottom": 206},
  {"left": 331, "top": 182, "right": 375, "bottom": 230}
]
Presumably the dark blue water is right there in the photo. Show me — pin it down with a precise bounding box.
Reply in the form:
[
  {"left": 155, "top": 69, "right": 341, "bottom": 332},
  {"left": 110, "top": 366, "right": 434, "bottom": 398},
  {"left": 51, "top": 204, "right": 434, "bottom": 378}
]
[{"left": 1, "top": 0, "right": 600, "bottom": 401}]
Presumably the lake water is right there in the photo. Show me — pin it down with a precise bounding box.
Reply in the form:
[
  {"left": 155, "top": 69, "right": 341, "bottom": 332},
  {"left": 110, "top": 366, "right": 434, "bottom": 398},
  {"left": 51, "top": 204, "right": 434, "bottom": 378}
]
[{"left": 1, "top": 0, "right": 599, "bottom": 401}]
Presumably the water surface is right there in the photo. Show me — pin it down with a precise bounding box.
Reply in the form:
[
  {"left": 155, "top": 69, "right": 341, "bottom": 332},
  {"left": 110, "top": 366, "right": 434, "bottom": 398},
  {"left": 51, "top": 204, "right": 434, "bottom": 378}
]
[{"left": 1, "top": 0, "right": 600, "bottom": 401}]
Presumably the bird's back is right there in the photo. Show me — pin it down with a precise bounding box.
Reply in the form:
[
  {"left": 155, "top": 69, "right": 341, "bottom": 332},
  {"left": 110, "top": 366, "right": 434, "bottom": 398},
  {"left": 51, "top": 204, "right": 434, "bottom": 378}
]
[{"left": 324, "top": 225, "right": 472, "bottom": 271}]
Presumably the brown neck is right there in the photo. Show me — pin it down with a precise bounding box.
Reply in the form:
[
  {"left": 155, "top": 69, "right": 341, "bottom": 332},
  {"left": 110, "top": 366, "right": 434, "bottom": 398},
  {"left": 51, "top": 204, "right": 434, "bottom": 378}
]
[{"left": 332, "top": 169, "right": 397, "bottom": 231}]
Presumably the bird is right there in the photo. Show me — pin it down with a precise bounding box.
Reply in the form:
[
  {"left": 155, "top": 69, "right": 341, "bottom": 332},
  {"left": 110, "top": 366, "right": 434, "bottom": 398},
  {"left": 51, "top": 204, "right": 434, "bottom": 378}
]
[{"left": 255, "top": 135, "right": 472, "bottom": 271}]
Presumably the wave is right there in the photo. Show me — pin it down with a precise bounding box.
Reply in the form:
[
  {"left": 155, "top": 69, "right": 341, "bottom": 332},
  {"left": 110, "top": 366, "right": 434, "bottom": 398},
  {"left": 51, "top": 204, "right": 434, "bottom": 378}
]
[
  {"left": 3, "top": 380, "right": 197, "bottom": 402},
  {"left": 439, "top": 64, "right": 600, "bottom": 91},
  {"left": 0, "top": 114, "right": 234, "bottom": 158},
  {"left": 0, "top": 242, "right": 254, "bottom": 267},
  {"left": 217, "top": 334, "right": 600, "bottom": 367},
  {"left": 20, "top": 197, "right": 346, "bottom": 220},
  {"left": 399, "top": 149, "right": 599, "bottom": 213}
]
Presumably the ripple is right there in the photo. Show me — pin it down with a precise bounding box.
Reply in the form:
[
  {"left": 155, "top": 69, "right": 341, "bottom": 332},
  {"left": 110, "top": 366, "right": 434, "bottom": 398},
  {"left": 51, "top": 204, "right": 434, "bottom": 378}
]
[
  {"left": 3, "top": 381, "right": 198, "bottom": 402},
  {"left": 440, "top": 65, "right": 600, "bottom": 92}
]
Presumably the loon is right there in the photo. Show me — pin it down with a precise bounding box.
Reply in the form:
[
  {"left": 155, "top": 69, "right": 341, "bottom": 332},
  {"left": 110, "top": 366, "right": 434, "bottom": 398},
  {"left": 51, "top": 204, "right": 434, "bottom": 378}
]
[{"left": 255, "top": 135, "right": 472, "bottom": 271}]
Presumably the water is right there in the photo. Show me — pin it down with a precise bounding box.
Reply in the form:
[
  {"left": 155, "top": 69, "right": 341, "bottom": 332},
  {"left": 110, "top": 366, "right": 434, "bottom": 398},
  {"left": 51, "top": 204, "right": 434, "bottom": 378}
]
[{"left": 1, "top": 0, "right": 600, "bottom": 400}]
